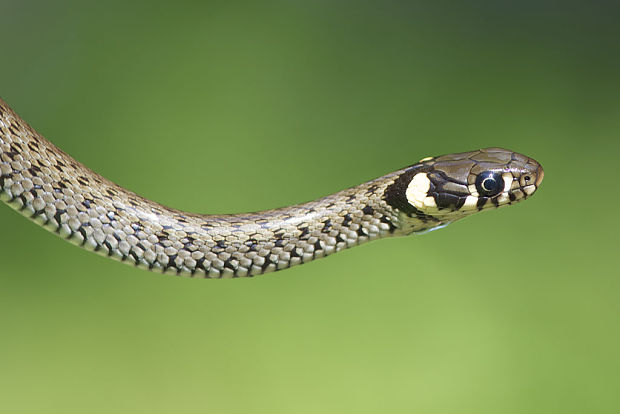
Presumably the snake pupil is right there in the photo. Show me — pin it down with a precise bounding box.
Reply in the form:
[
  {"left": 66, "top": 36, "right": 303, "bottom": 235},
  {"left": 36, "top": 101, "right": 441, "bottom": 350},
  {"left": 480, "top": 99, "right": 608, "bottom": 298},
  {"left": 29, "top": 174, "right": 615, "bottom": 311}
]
[{"left": 475, "top": 171, "right": 504, "bottom": 197}]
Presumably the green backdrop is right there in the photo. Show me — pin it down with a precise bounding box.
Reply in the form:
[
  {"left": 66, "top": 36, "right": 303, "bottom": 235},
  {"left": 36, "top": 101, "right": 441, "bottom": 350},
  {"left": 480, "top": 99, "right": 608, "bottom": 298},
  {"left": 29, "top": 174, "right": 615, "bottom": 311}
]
[{"left": 1, "top": 1, "right": 619, "bottom": 413}]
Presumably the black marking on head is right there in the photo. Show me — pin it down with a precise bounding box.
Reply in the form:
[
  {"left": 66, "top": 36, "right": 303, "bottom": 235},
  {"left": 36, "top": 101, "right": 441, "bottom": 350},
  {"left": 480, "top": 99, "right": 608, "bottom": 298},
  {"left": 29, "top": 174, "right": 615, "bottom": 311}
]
[
  {"left": 406, "top": 206, "right": 440, "bottom": 223},
  {"left": 455, "top": 196, "right": 466, "bottom": 209},
  {"left": 383, "top": 165, "right": 425, "bottom": 216},
  {"left": 476, "top": 197, "right": 487, "bottom": 210},
  {"left": 425, "top": 169, "right": 469, "bottom": 212},
  {"left": 435, "top": 193, "right": 460, "bottom": 210}
]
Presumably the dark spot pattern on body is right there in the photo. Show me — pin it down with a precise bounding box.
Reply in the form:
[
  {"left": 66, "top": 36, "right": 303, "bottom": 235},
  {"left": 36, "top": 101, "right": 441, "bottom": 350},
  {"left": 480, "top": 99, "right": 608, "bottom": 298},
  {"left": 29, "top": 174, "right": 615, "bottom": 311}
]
[
  {"left": 342, "top": 214, "right": 352, "bottom": 226},
  {"left": 322, "top": 219, "right": 332, "bottom": 232},
  {"left": 362, "top": 205, "right": 374, "bottom": 215}
]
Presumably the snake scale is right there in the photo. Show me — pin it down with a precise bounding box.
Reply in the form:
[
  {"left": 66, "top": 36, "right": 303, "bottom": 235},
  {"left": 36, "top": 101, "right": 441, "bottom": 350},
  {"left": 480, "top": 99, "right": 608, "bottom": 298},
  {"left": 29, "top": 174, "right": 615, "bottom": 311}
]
[{"left": 0, "top": 98, "right": 544, "bottom": 278}]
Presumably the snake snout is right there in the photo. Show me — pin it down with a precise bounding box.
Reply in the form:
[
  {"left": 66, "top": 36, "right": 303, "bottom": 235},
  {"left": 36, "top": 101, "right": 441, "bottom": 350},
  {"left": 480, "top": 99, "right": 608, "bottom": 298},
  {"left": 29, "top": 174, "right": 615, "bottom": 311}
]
[
  {"left": 527, "top": 162, "right": 544, "bottom": 190},
  {"left": 514, "top": 158, "right": 544, "bottom": 199},
  {"left": 535, "top": 164, "right": 544, "bottom": 187}
]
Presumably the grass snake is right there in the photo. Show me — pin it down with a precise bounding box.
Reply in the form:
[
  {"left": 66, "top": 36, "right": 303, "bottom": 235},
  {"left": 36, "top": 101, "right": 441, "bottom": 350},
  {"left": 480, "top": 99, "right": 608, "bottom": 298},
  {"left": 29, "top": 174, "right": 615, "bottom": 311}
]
[{"left": 0, "top": 98, "right": 544, "bottom": 278}]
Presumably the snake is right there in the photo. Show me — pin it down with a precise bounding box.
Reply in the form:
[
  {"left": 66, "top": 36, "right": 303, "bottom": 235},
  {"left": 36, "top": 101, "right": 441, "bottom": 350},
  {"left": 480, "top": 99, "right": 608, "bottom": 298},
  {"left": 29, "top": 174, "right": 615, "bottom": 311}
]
[{"left": 0, "top": 98, "right": 544, "bottom": 278}]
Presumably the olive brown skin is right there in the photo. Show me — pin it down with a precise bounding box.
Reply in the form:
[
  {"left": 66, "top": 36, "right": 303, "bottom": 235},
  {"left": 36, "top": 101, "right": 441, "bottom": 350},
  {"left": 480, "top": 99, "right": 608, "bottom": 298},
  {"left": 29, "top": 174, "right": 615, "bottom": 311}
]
[{"left": 0, "top": 98, "right": 544, "bottom": 277}]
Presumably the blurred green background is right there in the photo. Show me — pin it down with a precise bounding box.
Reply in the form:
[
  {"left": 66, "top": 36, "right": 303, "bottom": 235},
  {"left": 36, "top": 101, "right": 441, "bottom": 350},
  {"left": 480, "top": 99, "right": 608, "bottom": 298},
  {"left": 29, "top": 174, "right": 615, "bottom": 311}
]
[{"left": 1, "top": 1, "right": 619, "bottom": 413}]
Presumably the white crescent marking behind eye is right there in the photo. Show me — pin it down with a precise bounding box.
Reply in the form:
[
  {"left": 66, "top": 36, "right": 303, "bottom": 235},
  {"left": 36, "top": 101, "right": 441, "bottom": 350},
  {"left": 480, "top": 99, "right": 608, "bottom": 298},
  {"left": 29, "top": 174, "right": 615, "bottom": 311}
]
[{"left": 405, "top": 173, "right": 431, "bottom": 209}]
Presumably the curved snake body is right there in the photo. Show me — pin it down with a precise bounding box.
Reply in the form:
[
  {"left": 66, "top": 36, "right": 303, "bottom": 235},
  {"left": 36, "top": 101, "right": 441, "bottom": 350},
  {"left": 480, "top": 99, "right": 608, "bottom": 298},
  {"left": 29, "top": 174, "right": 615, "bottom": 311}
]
[{"left": 0, "top": 99, "right": 544, "bottom": 278}]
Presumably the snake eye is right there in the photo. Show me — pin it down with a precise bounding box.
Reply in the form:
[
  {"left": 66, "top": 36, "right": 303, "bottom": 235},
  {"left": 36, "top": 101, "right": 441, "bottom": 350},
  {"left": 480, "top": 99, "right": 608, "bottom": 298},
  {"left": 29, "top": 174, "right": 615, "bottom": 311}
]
[{"left": 475, "top": 171, "right": 504, "bottom": 197}]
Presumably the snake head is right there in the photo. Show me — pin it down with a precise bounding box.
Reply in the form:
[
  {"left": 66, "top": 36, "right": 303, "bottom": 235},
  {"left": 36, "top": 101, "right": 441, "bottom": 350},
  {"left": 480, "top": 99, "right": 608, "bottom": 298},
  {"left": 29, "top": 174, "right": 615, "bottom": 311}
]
[{"left": 384, "top": 148, "right": 544, "bottom": 233}]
